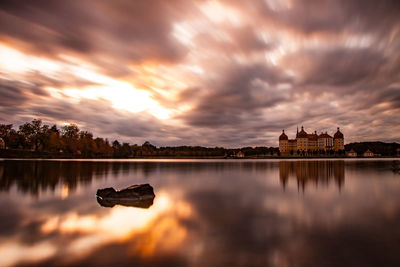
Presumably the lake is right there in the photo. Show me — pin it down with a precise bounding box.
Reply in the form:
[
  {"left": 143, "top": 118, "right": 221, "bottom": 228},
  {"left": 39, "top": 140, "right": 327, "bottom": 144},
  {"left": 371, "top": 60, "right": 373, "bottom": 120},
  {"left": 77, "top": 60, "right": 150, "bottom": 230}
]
[{"left": 0, "top": 159, "right": 400, "bottom": 267}]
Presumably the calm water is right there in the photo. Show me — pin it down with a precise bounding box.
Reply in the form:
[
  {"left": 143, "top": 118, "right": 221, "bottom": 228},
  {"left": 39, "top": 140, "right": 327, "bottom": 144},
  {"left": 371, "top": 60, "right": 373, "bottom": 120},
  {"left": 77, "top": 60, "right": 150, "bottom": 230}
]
[{"left": 0, "top": 159, "right": 400, "bottom": 267}]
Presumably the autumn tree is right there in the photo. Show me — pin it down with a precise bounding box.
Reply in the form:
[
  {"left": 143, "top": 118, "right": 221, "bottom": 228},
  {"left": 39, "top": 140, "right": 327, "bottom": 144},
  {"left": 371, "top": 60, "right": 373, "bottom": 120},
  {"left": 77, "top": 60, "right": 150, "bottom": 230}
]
[
  {"left": 62, "top": 124, "right": 80, "bottom": 154},
  {"left": 0, "top": 124, "right": 13, "bottom": 148},
  {"left": 18, "top": 119, "right": 47, "bottom": 151},
  {"left": 79, "top": 131, "right": 97, "bottom": 157},
  {"left": 44, "top": 125, "right": 63, "bottom": 152},
  {"left": 95, "top": 138, "right": 113, "bottom": 157}
]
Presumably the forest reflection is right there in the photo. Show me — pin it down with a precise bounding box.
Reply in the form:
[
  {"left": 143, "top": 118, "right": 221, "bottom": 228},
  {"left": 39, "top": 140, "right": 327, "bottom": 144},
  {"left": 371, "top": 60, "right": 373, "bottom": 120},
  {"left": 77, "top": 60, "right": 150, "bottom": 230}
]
[
  {"left": 279, "top": 161, "right": 345, "bottom": 191},
  {"left": 0, "top": 160, "right": 279, "bottom": 196},
  {"left": 1, "top": 160, "right": 385, "bottom": 196},
  {"left": 0, "top": 161, "right": 115, "bottom": 195}
]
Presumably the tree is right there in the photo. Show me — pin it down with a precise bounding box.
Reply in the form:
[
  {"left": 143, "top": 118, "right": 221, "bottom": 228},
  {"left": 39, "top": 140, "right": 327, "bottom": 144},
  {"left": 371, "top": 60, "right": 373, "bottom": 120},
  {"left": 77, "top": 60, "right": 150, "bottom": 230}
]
[
  {"left": 44, "top": 127, "right": 63, "bottom": 152},
  {"left": 18, "top": 119, "right": 45, "bottom": 151},
  {"left": 112, "top": 140, "right": 122, "bottom": 157},
  {"left": 0, "top": 124, "right": 13, "bottom": 148},
  {"left": 79, "top": 131, "right": 97, "bottom": 157},
  {"left": 62, "top": 124, "right": 80, "bottom": 153},
  {"left": 121, "top": 143, "right": 132, "bottom": 157},
  {"left": 7, "top": 129, "right": 20, "bottom": 149},
  {"left": 50, "top": 124, "right": 59, "bottom": 134},
  {"left": 141, "top": 141, "right": 156, "bottom": 156},
  {"left": 95, "top": 138, "right": 113, "bottom": 157},
  {"left": 131, "top": 144, "right": 140, "bottom": 157}
]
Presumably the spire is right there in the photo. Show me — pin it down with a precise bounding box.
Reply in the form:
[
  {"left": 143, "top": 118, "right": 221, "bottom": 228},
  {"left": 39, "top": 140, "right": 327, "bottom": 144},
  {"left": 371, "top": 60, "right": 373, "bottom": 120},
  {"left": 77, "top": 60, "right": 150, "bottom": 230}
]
[
  {"left": 337, "top": 127, "right": 340, "bottom": 131},
  {"left": 301, "top": 125, "right": 304, "bottom": 131},
  {"left": 282, "top": 129, "right": 285, "bottom": 133},
  {"left": 297, "top": 126, "right": 299, "bottom": 134}
]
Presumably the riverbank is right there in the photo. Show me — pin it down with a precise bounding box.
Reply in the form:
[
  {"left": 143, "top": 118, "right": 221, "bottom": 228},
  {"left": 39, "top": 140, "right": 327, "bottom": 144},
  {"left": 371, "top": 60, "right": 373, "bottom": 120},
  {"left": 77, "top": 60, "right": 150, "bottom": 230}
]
[{"left": 1, "top": 149, "right": 397, "bottom": 160}]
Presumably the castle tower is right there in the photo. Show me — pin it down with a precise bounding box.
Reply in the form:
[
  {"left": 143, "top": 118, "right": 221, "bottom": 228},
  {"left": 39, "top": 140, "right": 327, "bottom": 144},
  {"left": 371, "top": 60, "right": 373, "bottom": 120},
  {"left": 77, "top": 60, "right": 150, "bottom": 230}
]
[
  {"left": 333, "top": 127, "right": 344, "bottom": 151},
  {"left": 297, "top": 126, "right": 308, "bottom": 152},
  {"left": 279, "top": 130, "right": 289, "bottom": 153}
]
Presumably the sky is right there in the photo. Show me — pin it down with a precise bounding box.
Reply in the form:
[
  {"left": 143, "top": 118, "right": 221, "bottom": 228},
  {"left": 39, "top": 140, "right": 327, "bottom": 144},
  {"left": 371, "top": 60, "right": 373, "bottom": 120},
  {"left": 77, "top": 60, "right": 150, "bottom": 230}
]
[{"left": 0, "top": 0, "right": 399, "bottom": 147}]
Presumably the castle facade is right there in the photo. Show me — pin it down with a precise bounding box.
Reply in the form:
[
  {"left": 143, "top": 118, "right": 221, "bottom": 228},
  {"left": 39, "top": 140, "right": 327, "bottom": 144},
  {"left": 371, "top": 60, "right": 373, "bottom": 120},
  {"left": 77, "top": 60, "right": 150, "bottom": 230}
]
[{"left": 279, "top": 126, "right": 344, "bottom": 154}]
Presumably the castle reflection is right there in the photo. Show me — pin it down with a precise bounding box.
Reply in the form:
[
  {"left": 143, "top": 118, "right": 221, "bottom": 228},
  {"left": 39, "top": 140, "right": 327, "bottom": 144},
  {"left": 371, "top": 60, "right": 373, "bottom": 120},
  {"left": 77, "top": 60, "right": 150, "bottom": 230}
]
[{"left": 279, "top": 161, "right": 345, "bottom": 191}]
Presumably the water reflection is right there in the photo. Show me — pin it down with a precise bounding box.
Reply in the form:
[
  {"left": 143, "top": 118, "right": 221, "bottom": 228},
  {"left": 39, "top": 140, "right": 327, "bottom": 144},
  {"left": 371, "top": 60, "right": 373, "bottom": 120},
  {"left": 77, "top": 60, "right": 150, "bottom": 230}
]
[
  {"left": 0, "top": 160, "right": 114, "bottom": 196},
  {"left": 0, "top": 160, "right": 280, "bottom": 196},
  {"left": 96, "top": 195, "right": 155, "bottom": 209},
  {"left": 279, "top": 161, "right": 345, "bottom": 191},
  {"left": 0, "top": 159, "right": 399, "bottom": 267}
]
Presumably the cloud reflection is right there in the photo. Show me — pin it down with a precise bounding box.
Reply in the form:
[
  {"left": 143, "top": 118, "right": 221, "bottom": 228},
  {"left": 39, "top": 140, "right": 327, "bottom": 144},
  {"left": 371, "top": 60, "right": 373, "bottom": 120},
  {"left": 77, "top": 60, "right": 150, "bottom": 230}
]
[
  {"left": 0, "top": 191, "right": 191, "bottom": 267},
  {"left": 0, "top": 160, "right": 400, "bottom": 266}
]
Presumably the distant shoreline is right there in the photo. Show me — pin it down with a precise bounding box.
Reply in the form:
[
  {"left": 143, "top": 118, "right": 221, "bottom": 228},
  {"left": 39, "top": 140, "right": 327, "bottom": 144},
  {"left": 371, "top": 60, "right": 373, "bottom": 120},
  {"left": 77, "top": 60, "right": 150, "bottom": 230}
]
[
  {"left": 1, "top": 140, "right": 400, "bottom": 159},
  {"left": 0, "top": 153, "right": 398, "bottom": 160},
  {"left": 1, "top": 119, "right": 399, "bottom": 159}
]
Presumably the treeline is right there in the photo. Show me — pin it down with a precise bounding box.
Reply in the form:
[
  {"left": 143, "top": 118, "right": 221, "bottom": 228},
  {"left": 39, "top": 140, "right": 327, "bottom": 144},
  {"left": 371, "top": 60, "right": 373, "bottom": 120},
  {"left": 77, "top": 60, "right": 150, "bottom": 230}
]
[
  {"left": 0, "top": 119, "right": 278, "bottom": 158},
  {"left": 345, "top": 142, "right": 400, "bottom": 156},
  {"left": 0, "top": 119, "right": 113, "bottom": 157}
]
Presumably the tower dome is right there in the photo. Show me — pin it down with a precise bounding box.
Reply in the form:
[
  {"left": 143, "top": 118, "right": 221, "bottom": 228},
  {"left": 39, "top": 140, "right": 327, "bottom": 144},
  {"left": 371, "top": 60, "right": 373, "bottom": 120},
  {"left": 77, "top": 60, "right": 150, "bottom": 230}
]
[
  {"left": 334, "top": 127, "right": 344, "bottom": 139},
  {"left": 279, "top": 130, "right": 288, "bottom": 140}
]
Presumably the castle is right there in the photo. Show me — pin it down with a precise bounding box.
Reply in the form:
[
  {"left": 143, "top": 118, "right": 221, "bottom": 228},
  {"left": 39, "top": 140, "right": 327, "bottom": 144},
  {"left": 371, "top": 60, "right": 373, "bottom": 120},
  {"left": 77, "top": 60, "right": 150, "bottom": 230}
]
[{"left": 279, "top": 126, "right": 344, "bottom": 154}]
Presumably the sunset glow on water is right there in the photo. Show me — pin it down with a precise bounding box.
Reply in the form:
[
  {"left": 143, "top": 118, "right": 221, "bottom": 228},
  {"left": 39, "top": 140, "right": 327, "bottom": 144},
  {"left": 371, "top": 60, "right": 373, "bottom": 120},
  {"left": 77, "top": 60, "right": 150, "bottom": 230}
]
[{"left": 0, "top": 159, "right": 400, "bottom": 266}]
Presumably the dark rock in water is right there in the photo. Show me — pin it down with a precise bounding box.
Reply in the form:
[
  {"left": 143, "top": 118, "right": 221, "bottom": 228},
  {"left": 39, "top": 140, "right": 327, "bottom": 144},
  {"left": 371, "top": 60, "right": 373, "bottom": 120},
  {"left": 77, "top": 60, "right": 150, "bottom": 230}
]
[{"left": 96, "top": 184, "right": 155, "bottom": 208}]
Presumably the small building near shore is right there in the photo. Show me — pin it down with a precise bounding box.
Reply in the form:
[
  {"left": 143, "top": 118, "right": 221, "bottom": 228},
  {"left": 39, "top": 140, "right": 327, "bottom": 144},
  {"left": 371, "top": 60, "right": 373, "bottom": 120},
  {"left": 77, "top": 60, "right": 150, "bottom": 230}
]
[
  {"left": 347, "top": 149, "right": 357, "bottom": 157},
  {"left": 0, "top": 138, "right": 5, "bottom": 149},
  {"left": 363, "top": 149, "right": 374, "bottom": 157},
  {"left": 236, "top": 151, "right": 245, "bottom": 158}
]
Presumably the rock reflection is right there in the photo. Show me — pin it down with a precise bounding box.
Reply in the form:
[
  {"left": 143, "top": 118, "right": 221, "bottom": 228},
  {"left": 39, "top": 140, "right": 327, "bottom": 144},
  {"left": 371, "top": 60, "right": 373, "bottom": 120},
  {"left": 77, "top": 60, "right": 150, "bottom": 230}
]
[{"left": 279, "top": 161, "right": 345, "bottom": 191}]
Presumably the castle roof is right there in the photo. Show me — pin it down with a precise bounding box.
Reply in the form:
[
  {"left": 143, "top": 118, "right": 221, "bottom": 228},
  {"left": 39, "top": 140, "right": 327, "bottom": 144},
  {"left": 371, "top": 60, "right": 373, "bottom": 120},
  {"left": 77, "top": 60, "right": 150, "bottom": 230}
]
[
  {"left": 279, "top": 130, "right": 288, "bottom": 140},
  {"left": 334, "top": 127, "right": 344, "bottom": 139},
  {"left": 308, "top": 131, "right": 318, "bottom": 141},
  {"left": 297, "top": 126, "right": 308, "bottom": 138},
  {"left": 318, "top": 132, "right": 332, "bottom": 139}
]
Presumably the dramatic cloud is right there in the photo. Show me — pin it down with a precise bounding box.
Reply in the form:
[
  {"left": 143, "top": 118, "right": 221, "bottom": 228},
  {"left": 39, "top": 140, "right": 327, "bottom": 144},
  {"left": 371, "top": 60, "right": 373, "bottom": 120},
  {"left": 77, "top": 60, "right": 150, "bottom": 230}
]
[{"left": 0, "top": 0, "right": 399, "bottom": 146}]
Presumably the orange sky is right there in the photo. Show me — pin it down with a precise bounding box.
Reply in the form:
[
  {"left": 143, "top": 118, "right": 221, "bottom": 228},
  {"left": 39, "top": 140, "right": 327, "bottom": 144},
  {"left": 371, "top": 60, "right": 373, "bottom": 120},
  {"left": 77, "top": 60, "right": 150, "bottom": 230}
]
[{"left": 0, "top": 0, "right": 400, "bottom": 146}]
